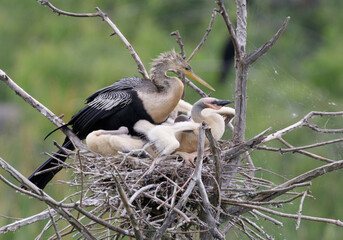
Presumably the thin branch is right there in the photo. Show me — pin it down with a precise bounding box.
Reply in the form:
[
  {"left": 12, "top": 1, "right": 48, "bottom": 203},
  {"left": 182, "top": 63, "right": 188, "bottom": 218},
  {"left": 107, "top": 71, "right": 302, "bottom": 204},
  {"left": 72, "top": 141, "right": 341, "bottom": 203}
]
[
  {"left": 0, "top": 157, "right": 96, "bottom": 240},
  {"left": 229, "top": 202, "right": 343, "bottom": 228},
  {"left": 296, "top": 189, "right": 309, "bottom": 230},
  {"left": 111, "top": 173, "right": 144, "bottom": 240},
  {"left": 0, "top": 70, "right": 83, "bottom": 148},
  {"left": 36, "top": 0, "right": 149, "bottom": 79},
  {"left": 245, "top": 17, "right": 290, "bottom": 65},
  {"left": 215, "top": 0, "right": 241, "bottom": 61},
  {"left": 277, "top": 137, "right": 334, "bottom": 163},
  {"left": 187, "top": 9, "right": 218, "bottom": 62},
  {"left": 170, "top": 30, "right": 186, "bottom": 59}
]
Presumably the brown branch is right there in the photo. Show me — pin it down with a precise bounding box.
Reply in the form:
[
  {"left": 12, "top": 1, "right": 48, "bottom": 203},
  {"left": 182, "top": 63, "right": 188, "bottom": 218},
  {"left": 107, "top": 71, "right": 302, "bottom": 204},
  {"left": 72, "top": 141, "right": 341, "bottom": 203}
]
[
  {"left": 187, "top": 9, "right": 218, "bottom": 63},
  {"left": 170, "top": 30, "right": 186, "bottom": 59},
  {"left": 215, "top": 0, "right": 241, "bottom": 61},
  {"left": 257, "top": 137, "right": 343, "bottom": 155},
  {"left": 36, "top": 0, "right": 149, "bottom": 79},
  {"left": 278, "top": 137, "right": 334, "bottom": 163},
  {"left": 0, "top": 70, "right": 84, "bottom": 148},
  {"left": 245, "top": 16, "right": 290, "bottom": 65},
  {"left": 296, "top": 189, "right": 309, "bottom": 230},
  {"left": 222, "top": 128, "right": 271, "bottom": 161},
  {"left": 229, "top": 203, "right": 343, "bottom": 228},
  {"left": 0, "top": 157, "right": 96, "bottom": 240},
  {"left": 111, "top": 173, "right": 144, "bottom": 240}
]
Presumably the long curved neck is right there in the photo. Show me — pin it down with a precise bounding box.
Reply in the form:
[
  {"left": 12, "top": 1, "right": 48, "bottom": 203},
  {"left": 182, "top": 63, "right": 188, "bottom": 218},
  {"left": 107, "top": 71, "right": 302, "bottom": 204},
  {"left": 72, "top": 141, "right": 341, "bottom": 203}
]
[
  {"left": 192, "top": 109, "right": 225, "bottom": 140},
  {"left": 138, "top": 71, "right": 184, "bottom": 124}
]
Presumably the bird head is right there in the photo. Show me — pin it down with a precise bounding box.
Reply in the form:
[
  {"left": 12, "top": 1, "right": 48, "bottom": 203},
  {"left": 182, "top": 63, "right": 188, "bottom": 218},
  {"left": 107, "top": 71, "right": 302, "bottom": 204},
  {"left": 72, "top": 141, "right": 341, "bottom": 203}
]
[
  {"left": 150, "top": 50, "right": 215, "bottom": 91},
  {"left": 202, "top": 97, "right": 234, "bottom": 110}
]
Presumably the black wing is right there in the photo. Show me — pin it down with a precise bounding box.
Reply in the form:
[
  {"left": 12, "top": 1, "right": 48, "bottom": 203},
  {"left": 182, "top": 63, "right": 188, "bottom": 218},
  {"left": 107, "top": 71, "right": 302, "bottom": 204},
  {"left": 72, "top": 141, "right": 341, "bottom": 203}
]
[{"left": 68, "top": 77, "right": 149, "bottom": 138}]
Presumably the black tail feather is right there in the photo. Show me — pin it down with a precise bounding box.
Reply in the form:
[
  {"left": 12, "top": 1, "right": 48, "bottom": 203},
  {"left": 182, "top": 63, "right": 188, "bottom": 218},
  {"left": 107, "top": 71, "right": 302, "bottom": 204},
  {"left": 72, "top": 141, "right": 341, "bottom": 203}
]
[{"left": 27, "top": 138, "right": 75, "bottom": 189}]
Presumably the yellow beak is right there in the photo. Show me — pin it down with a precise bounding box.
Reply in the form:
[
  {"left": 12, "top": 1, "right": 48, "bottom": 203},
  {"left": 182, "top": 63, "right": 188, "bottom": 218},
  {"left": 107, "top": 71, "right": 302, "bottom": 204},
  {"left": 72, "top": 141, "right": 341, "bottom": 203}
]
[{"left": 182, "top": 70, "right": 215, "bottom": 91}]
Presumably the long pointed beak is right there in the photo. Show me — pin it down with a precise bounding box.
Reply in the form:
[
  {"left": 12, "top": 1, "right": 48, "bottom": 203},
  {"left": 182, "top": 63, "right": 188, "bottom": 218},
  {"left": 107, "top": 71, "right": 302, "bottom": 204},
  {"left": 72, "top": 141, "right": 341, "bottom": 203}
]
[
  {"left": 213, "top": 99, "right": 234, "bottom": 106},
  {"left": 182, "top": 70, "right": 215, "bottom": 91}
]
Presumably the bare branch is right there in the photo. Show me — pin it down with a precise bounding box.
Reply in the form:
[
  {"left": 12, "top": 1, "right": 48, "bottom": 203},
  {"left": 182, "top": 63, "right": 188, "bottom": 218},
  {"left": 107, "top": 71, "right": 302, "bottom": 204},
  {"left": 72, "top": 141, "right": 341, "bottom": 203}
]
[
  {"left": 0, "top": 70, "right": 84, "bottom": 148},
  {"left": 36, "top": 0, "right": 149, "bottom": 79},
  {"left": 229, "top": 202, "right": 343, "bottom": 228},
  {"left": 170, "top": 30, "right": 186, "bottom": 59},
  {"left": 187, "top": 9, "right": 218, "bottom": 62},
  {"left": 215, "top": 0, "right": 241, "bottom": 61},
  {"left": 245, "top": 17, "right": 290, "bottom": 65}
]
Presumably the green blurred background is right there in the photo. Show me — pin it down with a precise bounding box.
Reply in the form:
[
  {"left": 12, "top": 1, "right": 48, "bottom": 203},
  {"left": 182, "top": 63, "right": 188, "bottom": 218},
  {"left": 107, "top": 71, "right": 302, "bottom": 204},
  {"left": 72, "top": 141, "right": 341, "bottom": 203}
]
[{"left": 1, "top": 0, "right": 343, "bottom": 239}]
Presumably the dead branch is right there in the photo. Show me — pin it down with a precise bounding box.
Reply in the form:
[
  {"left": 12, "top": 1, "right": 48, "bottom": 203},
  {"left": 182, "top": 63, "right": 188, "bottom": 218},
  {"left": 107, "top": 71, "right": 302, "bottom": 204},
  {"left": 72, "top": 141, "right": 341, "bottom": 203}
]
[
  {"left": 37, "top": 0, "right": 149, "bottom": 79},
  {"left": 187, "top": 9, "right": 218, "bottom": 63},
  {"left": 245, "top": 17, "right": 290, "bottom": 65},
  {"left": 0, "top": 70, "right": 83, "bottom": 148}
]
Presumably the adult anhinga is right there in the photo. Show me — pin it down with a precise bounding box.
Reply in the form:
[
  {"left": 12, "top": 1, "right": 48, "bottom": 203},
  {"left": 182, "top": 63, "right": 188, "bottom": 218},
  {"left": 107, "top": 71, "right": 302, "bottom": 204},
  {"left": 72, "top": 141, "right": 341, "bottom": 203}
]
[
  {"left": 134, "top": 97, "right": 234, "bottom": 157},
  {"left": 27, "top": 50, "right": 214, "bottom": 189}
]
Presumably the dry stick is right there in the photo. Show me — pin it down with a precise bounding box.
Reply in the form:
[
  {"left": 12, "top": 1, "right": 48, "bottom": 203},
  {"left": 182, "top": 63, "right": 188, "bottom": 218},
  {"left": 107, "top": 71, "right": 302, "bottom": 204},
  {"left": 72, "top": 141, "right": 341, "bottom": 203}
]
[
  {"left": 196, "top": 124, "right": 225, "bottom": 240},
  {"left": 187, "top": 8, "right": 218, "bottom": 63},
  {"left": 262, "top": 111, "right": 343, "bottom": 143},
  {"left": 216, "top": 0, "right": 241, "bottom": 61},
  {"left": 37, "top": 0, "right": 149, "bottom": 79},
  {"left": 111, "top": 173, "right": 144, "bottom": 240},
  {"left": 0, "top": 70, "right": 83, "bottom": 148},
  {"left": 258, "top": 137, "right": 343, "bottom": 154},
  {"left": 205, "top": 124, "right": 222, "bottom": 189},
  {"left": 231, "top": 202, "right": 343, "bottom": 228},
  {"left": 152, "top": 124, "right": 211, "bottom": 240},
  {"left": 170, "top": 30, "right": 186, "bottom": 59},
  {"left": 143, "top": 193, "right": 190, "bottom": 222},
  {"left": 278, "top": 137, "right": 334, "bottom": 163},
  {"left": 0, "top": 158, "right": 96, "bottom": 240},
  {"left": 296, "top": 189, "right": 309, "bottom": 230},
  {"left": 245, "top": 16, "right": 290, "bottom": 65},
  {"left": 241, "top": 216, "right": 273, "bottom": 240},
  {"left": 226, "top": 159, "right": 343, "bottom": 220},
  {"left": 48, "top": 207, "right": 61, "bottom": 240},
  {"left": 252, "top": 210, "right": 283, "bottom": 227}
]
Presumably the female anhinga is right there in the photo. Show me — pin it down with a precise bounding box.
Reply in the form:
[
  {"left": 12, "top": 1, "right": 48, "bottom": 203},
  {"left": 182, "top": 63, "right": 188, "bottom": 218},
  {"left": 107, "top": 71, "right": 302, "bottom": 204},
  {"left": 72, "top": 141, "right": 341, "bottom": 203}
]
[
  {"left": 27, "top": 50, "right": 214, "bottom": 189},
  {"left": 134, "top": 97, "right": 234, "bottom": 157}
]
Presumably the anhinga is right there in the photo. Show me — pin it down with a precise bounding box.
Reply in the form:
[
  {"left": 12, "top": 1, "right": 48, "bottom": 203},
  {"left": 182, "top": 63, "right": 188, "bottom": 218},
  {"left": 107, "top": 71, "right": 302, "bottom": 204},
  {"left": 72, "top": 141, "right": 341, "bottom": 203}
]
[
  {"left": 134, "top": 97, "right": 234, "bottom": 157},
  {"left": 86, "top": 126, "right": 144, "bottom": 155},
  {"left": 27, "top": 50, "right": 214, "bottom": 189}
]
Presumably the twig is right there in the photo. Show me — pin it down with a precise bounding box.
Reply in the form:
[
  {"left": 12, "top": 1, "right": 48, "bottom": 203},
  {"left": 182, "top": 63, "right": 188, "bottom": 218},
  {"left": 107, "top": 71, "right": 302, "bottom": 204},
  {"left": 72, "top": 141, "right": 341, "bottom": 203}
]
[
  {"left": 0, "top": 157, "right": 96, "bottom": 240},
  {"left": 187, "top": 9, "right": 218, "bottom": 62},
  {"left": 152, "top": 124, "right": 211, "bottom": 240},
  {"left": 296, "top": 189, "right": 309, "bottom": 230},
  {"left": 277, "top": 137, "right": 334, "bottom": 163},
  {"left": 252, "top": 210, "right": 283, "bottom": 227},
  {"left": 36, "top": 0, "right": 149, "bottom": 79},
  {"left": 245, "top": 17, "right": 290, "bottom": 65},
  {"left": 170, "top": 30, "right": 186, "bottom": 59},
  {"left": 205, "top": 124, "right": 222, "bottom": 189},
  {"left": 111, "top": 173, "right": 143, "bottom": 240},
  {"left": 215, "top": 0, "right": 241, "bottom": 61},
  {"left": 0, "top": 70, "right": 83, "bottom": 148},
  {"left": 262, "top": 111, "right": 343, "bottom": 143},
  {"left": 48, "top": 207, "right": 61, "bottom": 240},
  {"left": 229, "top": 202, "right": 343, "bottom": 227},
  {"left": 257, "top": 137, "right": 343, "bottom": 154}
]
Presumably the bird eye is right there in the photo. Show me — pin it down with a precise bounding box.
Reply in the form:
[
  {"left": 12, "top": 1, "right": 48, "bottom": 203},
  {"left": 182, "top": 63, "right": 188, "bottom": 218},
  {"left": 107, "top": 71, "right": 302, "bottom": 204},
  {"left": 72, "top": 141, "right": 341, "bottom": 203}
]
[{"left": 185, "top": 67, "right": 191, "bottom": 71}]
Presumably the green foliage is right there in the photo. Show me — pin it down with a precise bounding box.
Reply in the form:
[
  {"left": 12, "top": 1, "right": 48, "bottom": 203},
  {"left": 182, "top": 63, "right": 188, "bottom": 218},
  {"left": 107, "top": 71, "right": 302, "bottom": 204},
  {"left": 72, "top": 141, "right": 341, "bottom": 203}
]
[{"left": 1, "top": 0, "right": 343, "bottom": 239}]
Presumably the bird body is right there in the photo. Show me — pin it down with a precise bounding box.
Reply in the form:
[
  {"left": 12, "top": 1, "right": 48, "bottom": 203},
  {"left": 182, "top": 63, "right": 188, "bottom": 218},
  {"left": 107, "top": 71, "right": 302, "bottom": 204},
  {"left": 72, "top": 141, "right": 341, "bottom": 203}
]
[
  {"left": 86, "top": 127, "right": 144, "bottom": 155},
  {"left": 28, "top": 50, "right": 214, "bottom": 189},
  {"left": 135, "top": 98, "right": 234, "bottom": 157}
]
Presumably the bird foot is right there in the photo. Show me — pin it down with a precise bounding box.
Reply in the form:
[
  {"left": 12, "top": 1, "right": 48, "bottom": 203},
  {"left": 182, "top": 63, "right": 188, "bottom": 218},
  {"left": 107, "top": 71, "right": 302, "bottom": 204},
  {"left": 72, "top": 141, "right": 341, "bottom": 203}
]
[{"left": 176, "top": 151, "right": 197, "bottom": 167}]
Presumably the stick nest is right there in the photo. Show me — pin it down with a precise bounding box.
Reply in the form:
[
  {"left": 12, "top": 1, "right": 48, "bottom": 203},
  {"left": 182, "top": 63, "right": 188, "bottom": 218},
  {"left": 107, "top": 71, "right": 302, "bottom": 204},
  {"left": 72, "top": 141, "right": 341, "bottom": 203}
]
[{"left": 59, "top": 140, "right": 244, "bottom": 238}]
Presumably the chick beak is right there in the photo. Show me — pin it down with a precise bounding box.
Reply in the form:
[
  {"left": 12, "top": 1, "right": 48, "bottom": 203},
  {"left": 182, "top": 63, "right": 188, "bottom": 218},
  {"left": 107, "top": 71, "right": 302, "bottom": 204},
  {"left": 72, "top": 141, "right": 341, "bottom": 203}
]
[{"left": 182, "top": 69, "right": 215, "bottom": 91}]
